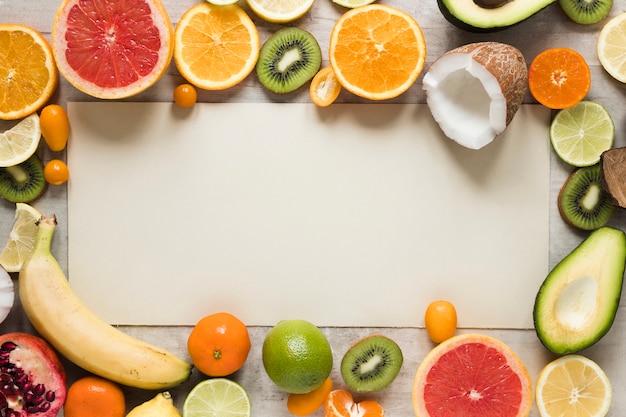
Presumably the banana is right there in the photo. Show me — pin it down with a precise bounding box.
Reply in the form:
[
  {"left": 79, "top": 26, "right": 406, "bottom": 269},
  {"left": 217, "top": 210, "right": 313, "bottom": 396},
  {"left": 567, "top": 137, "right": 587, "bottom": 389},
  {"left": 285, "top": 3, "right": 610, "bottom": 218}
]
[
  {"left": 19, "top": 215, "right": 192, "bottom": 390},
  {"left": 127, "top": 392, "right": 182, "bottom": 417}
]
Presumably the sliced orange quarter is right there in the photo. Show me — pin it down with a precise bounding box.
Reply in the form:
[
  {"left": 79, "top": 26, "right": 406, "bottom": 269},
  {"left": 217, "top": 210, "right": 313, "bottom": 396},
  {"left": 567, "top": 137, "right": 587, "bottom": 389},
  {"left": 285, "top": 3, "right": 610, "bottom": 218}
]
[
  {"left": 174, "top": 3, "right": 260, "bottom": 90},
  {"left": 329, "top": 4, "right": 426, "bottom": 101},
  {"left": 528, "top": 47, "right": 591, "bottom": 109},
  {"left": 0, "top": 24, "right": 58, "bottom": 120}
]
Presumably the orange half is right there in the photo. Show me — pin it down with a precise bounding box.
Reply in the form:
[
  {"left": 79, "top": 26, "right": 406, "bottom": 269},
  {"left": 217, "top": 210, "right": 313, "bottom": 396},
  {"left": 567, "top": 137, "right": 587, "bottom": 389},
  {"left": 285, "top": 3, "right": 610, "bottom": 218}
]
[{"left": 329, "top": 4, "right": 426, "bottom": 101}]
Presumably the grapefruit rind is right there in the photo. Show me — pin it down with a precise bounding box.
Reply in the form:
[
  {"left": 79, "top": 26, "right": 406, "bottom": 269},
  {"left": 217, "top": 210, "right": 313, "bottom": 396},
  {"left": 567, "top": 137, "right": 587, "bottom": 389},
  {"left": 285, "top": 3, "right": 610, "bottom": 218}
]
[
  {"left": 51, "top": 0, "right": 174, "bottom": 99},
  {"left": 412, "top": 333, "right": 533, "bottom": 417}
]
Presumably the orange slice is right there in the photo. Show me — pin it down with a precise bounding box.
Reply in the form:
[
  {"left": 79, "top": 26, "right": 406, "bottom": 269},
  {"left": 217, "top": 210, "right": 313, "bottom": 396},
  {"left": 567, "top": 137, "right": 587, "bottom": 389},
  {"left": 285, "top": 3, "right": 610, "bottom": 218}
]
[
  {"left": 51, "top": 0, "right": 174, "bottom": 99},
  {"left": 329, "top": 4, "right": 426, "bottom": 101},
  {"left": 528, "top": 47, "right": 591, "bottom": 110},
  {"left": 0, "top": 24, "right": 58, "bottom": 120},
  {"left": 413, "top": 333, "right": 533, "bottom": 417},
  {"left": 174, "top": 3, "right": 260, "bottom": 91}
]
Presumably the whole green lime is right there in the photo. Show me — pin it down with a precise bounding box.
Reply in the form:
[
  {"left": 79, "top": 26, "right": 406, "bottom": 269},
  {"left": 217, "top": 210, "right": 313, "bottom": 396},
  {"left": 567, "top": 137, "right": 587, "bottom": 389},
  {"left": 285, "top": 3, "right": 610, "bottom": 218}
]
[{"left": 262, "top": 319, "right": 333, "bottom": 394}]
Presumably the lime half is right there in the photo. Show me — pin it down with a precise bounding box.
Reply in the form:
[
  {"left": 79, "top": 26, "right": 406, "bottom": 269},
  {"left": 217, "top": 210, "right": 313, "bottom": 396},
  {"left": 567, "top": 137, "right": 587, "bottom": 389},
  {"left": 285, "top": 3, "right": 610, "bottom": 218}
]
[
  {"left": 550, "top": 101, "right": 614, "bottom": 167},
  {"left": 183, "top": 378, "right": 251, "bottom": 417},
  {"left": 332, "top": 0, "right": 376, "bottom": 8}
]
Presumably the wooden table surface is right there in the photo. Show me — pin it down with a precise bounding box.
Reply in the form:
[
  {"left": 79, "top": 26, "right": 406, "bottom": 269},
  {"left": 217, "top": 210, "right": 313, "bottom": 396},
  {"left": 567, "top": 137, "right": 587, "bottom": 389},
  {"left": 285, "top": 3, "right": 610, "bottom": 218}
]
[{"left": 1, "top": 0, "right": 626, "bottom": 416}]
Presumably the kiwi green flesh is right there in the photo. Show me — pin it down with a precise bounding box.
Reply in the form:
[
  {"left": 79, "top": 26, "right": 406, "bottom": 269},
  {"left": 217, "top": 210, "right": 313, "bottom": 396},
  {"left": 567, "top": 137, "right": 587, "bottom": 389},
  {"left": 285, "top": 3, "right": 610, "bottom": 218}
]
[
  {"left": 558, "top": 164, "right": 615, "bottom": 231},
  {"left": 340, "top": 334, "right": 403, "bottom": 393},
  {"left": 256, "top": 27, "right": 321, "bottom": 94},
  {"left": 0, "top": 154, "right": 46, "bottom": 203},
  {"left": 533, "top": 227, "right": 625, "bottom": 354},
  {"left": 558, "top": 0, "right": 612, "bottom": 24}
]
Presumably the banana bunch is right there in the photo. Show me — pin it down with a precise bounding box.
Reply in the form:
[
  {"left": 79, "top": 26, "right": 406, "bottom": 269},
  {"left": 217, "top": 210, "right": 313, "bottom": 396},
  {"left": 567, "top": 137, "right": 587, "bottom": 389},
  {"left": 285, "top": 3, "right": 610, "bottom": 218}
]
[
  {"left": 127, "top": 392, "right": 182, "bottom": 417},
  {"left": 19, "top": 215, "right": 192, "bottom": 390}
]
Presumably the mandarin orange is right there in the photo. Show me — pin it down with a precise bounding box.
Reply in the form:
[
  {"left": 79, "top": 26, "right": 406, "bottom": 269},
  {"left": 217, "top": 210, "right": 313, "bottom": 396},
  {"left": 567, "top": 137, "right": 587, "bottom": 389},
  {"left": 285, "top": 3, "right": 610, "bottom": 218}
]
[{"left": 63, "top": 376, "right": 126, "bottom": 417}]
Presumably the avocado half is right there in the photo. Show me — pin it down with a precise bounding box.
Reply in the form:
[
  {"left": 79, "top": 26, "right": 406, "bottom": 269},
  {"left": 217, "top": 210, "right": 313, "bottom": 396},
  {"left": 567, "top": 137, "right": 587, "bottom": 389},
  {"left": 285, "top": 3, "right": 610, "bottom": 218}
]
[
  {"left": 438, "top": 0, "right": 557, "bottom": 32},
  {"left": 533, "top": 227, "right": 626, "bottom": 354}
]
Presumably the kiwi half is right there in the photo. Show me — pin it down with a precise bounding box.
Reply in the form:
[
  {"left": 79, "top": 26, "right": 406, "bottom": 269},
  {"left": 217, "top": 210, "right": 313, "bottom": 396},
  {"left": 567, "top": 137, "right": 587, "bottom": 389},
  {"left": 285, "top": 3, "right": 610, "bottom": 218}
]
[
  {"left": 340, "top": 334, "right": 403, "bottom": 393},
  {"left": 558, "top": 0, "right": 612, "bottom": 25},
  {"left": 558, "top": 164, "right": 615, "bottom": 231},
  {"left": 0, "top": 154, "right": 47, "bottom": 203},
  {"left": 256, "top": 27, "right": 321, "bottom": 94}
]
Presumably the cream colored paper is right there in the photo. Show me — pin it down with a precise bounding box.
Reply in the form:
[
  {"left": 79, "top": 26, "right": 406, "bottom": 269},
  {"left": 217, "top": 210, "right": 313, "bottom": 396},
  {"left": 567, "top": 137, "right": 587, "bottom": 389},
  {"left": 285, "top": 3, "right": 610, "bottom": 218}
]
[{"left": 67, "top": 102, "right": 550, "bottom": 328}]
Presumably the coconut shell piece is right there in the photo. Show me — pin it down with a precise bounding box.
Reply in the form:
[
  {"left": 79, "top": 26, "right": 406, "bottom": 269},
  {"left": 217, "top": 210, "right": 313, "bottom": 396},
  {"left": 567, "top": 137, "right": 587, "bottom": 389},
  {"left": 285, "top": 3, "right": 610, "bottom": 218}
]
[
  {"left": 600, "top": 147, "right": 626, "bottom": 208},
  {"left": 423, "top": 42, "right": 528, "bottom": 150}
]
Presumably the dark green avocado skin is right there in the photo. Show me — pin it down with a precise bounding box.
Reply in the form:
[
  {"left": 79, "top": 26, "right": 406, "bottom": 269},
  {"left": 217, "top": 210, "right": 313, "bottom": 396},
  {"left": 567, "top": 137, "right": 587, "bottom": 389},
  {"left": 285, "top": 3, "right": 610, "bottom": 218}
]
[{"left": 437, "top": 0, "right": 555, "bottom": 33}]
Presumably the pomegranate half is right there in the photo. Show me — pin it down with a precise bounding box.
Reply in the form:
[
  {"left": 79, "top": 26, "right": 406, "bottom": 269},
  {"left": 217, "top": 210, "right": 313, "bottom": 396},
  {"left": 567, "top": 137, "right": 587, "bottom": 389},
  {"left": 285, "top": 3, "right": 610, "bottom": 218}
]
[{"left": 0, "top": 332, "right": 66, "bottom": 417}]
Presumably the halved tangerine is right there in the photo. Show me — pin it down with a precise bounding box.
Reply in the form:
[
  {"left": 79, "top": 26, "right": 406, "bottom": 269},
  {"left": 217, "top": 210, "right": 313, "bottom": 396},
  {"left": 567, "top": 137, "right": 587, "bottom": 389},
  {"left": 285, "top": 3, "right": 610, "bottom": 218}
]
[
  {"left": 51, "top": 0, "right": 174, "bottom": 99},
  {"left": 528, "top": 47, "right": 591, "bottom": 109},
  {"left": 412, "top": 333, "right": 533, "bottom": 417}
]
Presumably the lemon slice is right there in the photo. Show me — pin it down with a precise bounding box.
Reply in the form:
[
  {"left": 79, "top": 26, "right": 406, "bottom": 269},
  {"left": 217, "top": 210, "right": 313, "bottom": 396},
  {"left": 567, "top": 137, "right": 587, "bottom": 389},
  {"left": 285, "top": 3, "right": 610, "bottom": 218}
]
[
  {"left": 597, "top": 12, "right": 626, "bottom": 84},
  {"left": 246, "top": 0, "right": 314, "bottom": 23},
  {"left": 0, "top": 114, "right": 41, "bottom": 168},
  {"left": 206, "top": 0, "right": 240, "bottom": 6},
  {"left": 332, "top": 0, "right": 375, "bottom": 8},
  {"left": 549, "top": 101, "right": 614, "bottom": 167},
  {"left": 536, "top": 355, "right": 611, "bottom": 417},
  {"left": 183, "top": 378, "right": 251, "bottom": 417},
  {"left": 0, "top": 203, "right": 41, "bottom": 272}
]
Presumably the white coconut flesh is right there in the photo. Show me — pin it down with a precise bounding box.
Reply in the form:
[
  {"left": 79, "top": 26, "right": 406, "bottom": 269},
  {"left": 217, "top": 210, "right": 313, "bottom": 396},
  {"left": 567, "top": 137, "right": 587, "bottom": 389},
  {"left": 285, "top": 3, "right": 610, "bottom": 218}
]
[
  {"left": 0, "top": 267, "right": 14, "bottom": 325},
  {"left": 423, "top": 42, "right": 527, "bottom": 150}
]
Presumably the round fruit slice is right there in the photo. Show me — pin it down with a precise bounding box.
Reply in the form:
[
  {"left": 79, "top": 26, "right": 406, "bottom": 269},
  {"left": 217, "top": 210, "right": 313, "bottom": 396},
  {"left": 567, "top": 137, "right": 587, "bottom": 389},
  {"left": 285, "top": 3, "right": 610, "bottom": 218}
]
[
  {"left": 183, "top": 378, "right": 251, "bottom": 417},
  {"left": 597, "top": 12, "right": 626, "bottom": 83},
  {"left": 51, "top": 0, "right": 174, "bottom": 99},
  {"left": 0, "top": 113, "right": 41, "bottom": 167},
  {"left": 0, "top": 24, "right": 58, "bottom": 121},
  {"left": 0, "top": 203, "right": 42, "bottom": 273},
  {"left": 174, "top": 3, "right": 260, "bottom": 91},
  {"left": 246, "top": 0, "right": 314, "bottom": 23},
  {"left": 412, "top": 333, "right": 532, "bottom": 417},
  {"left": 549, "top": 101, "right": 614, "bottom": 167},
  {"left": 535, "top": 355, "right": 611, "bottom": 417},
  {"left": 329, "top": 4, "right": 426, "bottom": 101}
]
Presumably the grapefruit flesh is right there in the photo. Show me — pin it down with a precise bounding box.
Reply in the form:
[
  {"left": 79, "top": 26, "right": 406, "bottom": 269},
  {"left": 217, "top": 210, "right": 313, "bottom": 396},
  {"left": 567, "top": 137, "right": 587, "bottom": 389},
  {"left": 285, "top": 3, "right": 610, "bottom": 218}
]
[
  {"left": 52, "top": 0, "right": 173, "bottom": 98},
  {"left": 413, "top": 334, "right": 532, "bottom": 417}
]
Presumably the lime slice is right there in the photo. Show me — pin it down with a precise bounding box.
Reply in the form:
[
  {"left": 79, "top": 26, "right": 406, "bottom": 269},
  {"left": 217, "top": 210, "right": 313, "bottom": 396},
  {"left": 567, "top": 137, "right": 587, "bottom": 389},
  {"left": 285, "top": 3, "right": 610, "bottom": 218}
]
[
  {"left": 183, "top": 378, "right": 251, "bottom": 417},
  {"left": 597, "top": 12, "right": 626, "bottom": 84},
  {"left": 332, "top": 0, "right": 376, "bottom": 8},
  {"left": 0, "top": 114, "right": 41, "bottom": 168},
  {"left": 0, "top": 203, "right": 41, "bottom": 272},
  {"left": 549, "top": 101, "right": 614, "bottom": 167}
]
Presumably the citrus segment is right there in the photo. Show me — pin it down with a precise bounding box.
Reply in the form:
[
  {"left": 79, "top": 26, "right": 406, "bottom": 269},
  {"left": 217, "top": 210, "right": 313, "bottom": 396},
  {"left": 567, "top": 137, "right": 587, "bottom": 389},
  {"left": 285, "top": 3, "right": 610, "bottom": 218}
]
[
  {"left": 246, "top": 0, "right": 314, "bottom": 23},
  {"left": 174, "top": 3, "right": 260, "bottom": 90},
  {"left": 0, "top": 24, "right": 58, "bottom": 121},
  {"left": 51, "top": 0, "right": 174, "bottom": 99},
  {"left": 329, "top": 4, "right": 426, "bottom": 101},
  {"left": 324, "top": 389, "right": 384, "bottom": 417},
  {"left": 535, "top": 355, "right": 611, "bottom": 417},
  {"left": 0, "top": 203, "right": 41, "bottom": 273},
  {"left": 597, "top": 12, "right": 626, "bottom": 83},
  {"left": 183, "top": 378, "right": 251, "bottom": 417},
  {"left": 549, "top": 101, "right": 614, "bottom": 167},
  {"left": 309, "top": 66, "right": 342, "bottom": 107},
  {"left": 0, "top": 114, "right": 41, "bottom": 168},
  {"left": 528, "top": 47, "right": 591, "bottom": 109},
  {"left": 412, "top": 333, "right": 532, "bottom": 417}
]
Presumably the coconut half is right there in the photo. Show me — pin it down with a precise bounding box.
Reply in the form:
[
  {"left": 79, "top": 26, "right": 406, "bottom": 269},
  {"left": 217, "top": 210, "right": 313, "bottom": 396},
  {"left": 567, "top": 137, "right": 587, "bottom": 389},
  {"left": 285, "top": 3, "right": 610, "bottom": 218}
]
[{"left": 423, "top": 42, "right": 528, "bottom": 150}]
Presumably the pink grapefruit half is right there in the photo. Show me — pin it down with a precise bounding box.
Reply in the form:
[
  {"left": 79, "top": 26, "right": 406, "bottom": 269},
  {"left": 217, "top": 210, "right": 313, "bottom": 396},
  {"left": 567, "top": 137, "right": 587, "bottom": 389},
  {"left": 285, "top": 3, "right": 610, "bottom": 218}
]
[
  {"left": 412, "top": 333, "right": 532, "bottom": 417},
  {"left": 51, "top": 0, "right": 173, "bottom": 99}
]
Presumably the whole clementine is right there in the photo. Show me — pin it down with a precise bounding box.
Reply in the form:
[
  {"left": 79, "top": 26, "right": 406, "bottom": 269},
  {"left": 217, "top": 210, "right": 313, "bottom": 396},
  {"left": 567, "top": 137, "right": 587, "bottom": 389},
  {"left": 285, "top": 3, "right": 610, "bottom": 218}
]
[
  {"left": 187, "top": 312, "right": 251, "bottom": 377},
  {"left": 63, "top": 375, "right": 126, "bottom": 417}
]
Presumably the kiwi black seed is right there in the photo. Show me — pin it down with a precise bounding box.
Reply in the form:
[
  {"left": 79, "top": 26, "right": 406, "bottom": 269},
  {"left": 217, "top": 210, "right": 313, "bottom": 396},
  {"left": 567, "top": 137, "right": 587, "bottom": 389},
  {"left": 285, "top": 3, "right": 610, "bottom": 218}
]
[
  {"left": 0, "top": 154, "right": 47, "bottom": 203},
  {"left": 558, "top": 0, "right": 613, "bottom": 25},
  {"left": 256, "top": 27, "right": 321, "bottom": 94},
  {"left": 558, "top": 164, "right": 615, "bottom": 231},
  {"left": 340, "top": 334, "right": 403, "bottom": 393}
]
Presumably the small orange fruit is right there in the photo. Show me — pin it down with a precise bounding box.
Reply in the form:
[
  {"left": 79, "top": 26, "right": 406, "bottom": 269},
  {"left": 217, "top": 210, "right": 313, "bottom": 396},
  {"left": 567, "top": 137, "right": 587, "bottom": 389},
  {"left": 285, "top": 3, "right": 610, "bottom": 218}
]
[
  {"left": 329, "top": 4, "right": 426, "bottom": 100},
  {"left": 309, "top": 67, "right": 342, "bottom": 107},
  {"left": 44, "top": 159, "right": 70, "bottom": 185},
  {"left": 287, "top": 377, "right": 333, "bottom": 416},
  {"left": 40, "top": 104, "right": 70, "bottom": 151},
  {"left": 187, "top": 312, "right": 251, "bottom": 377},
  {"left": 173, "top": 84, "right": 198, "bottom": 108},
  {"left": 424, "top": 300, "right": 457, "bottom": 343},
  {"left": 324, "top": 389, "right": 384, "bottom": 417},
  {"left": 63, "top": 375, "right": 126, "bottom": 417},
  {"left": 528, "top": 48, "right": 591, "bottom": 110}
]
